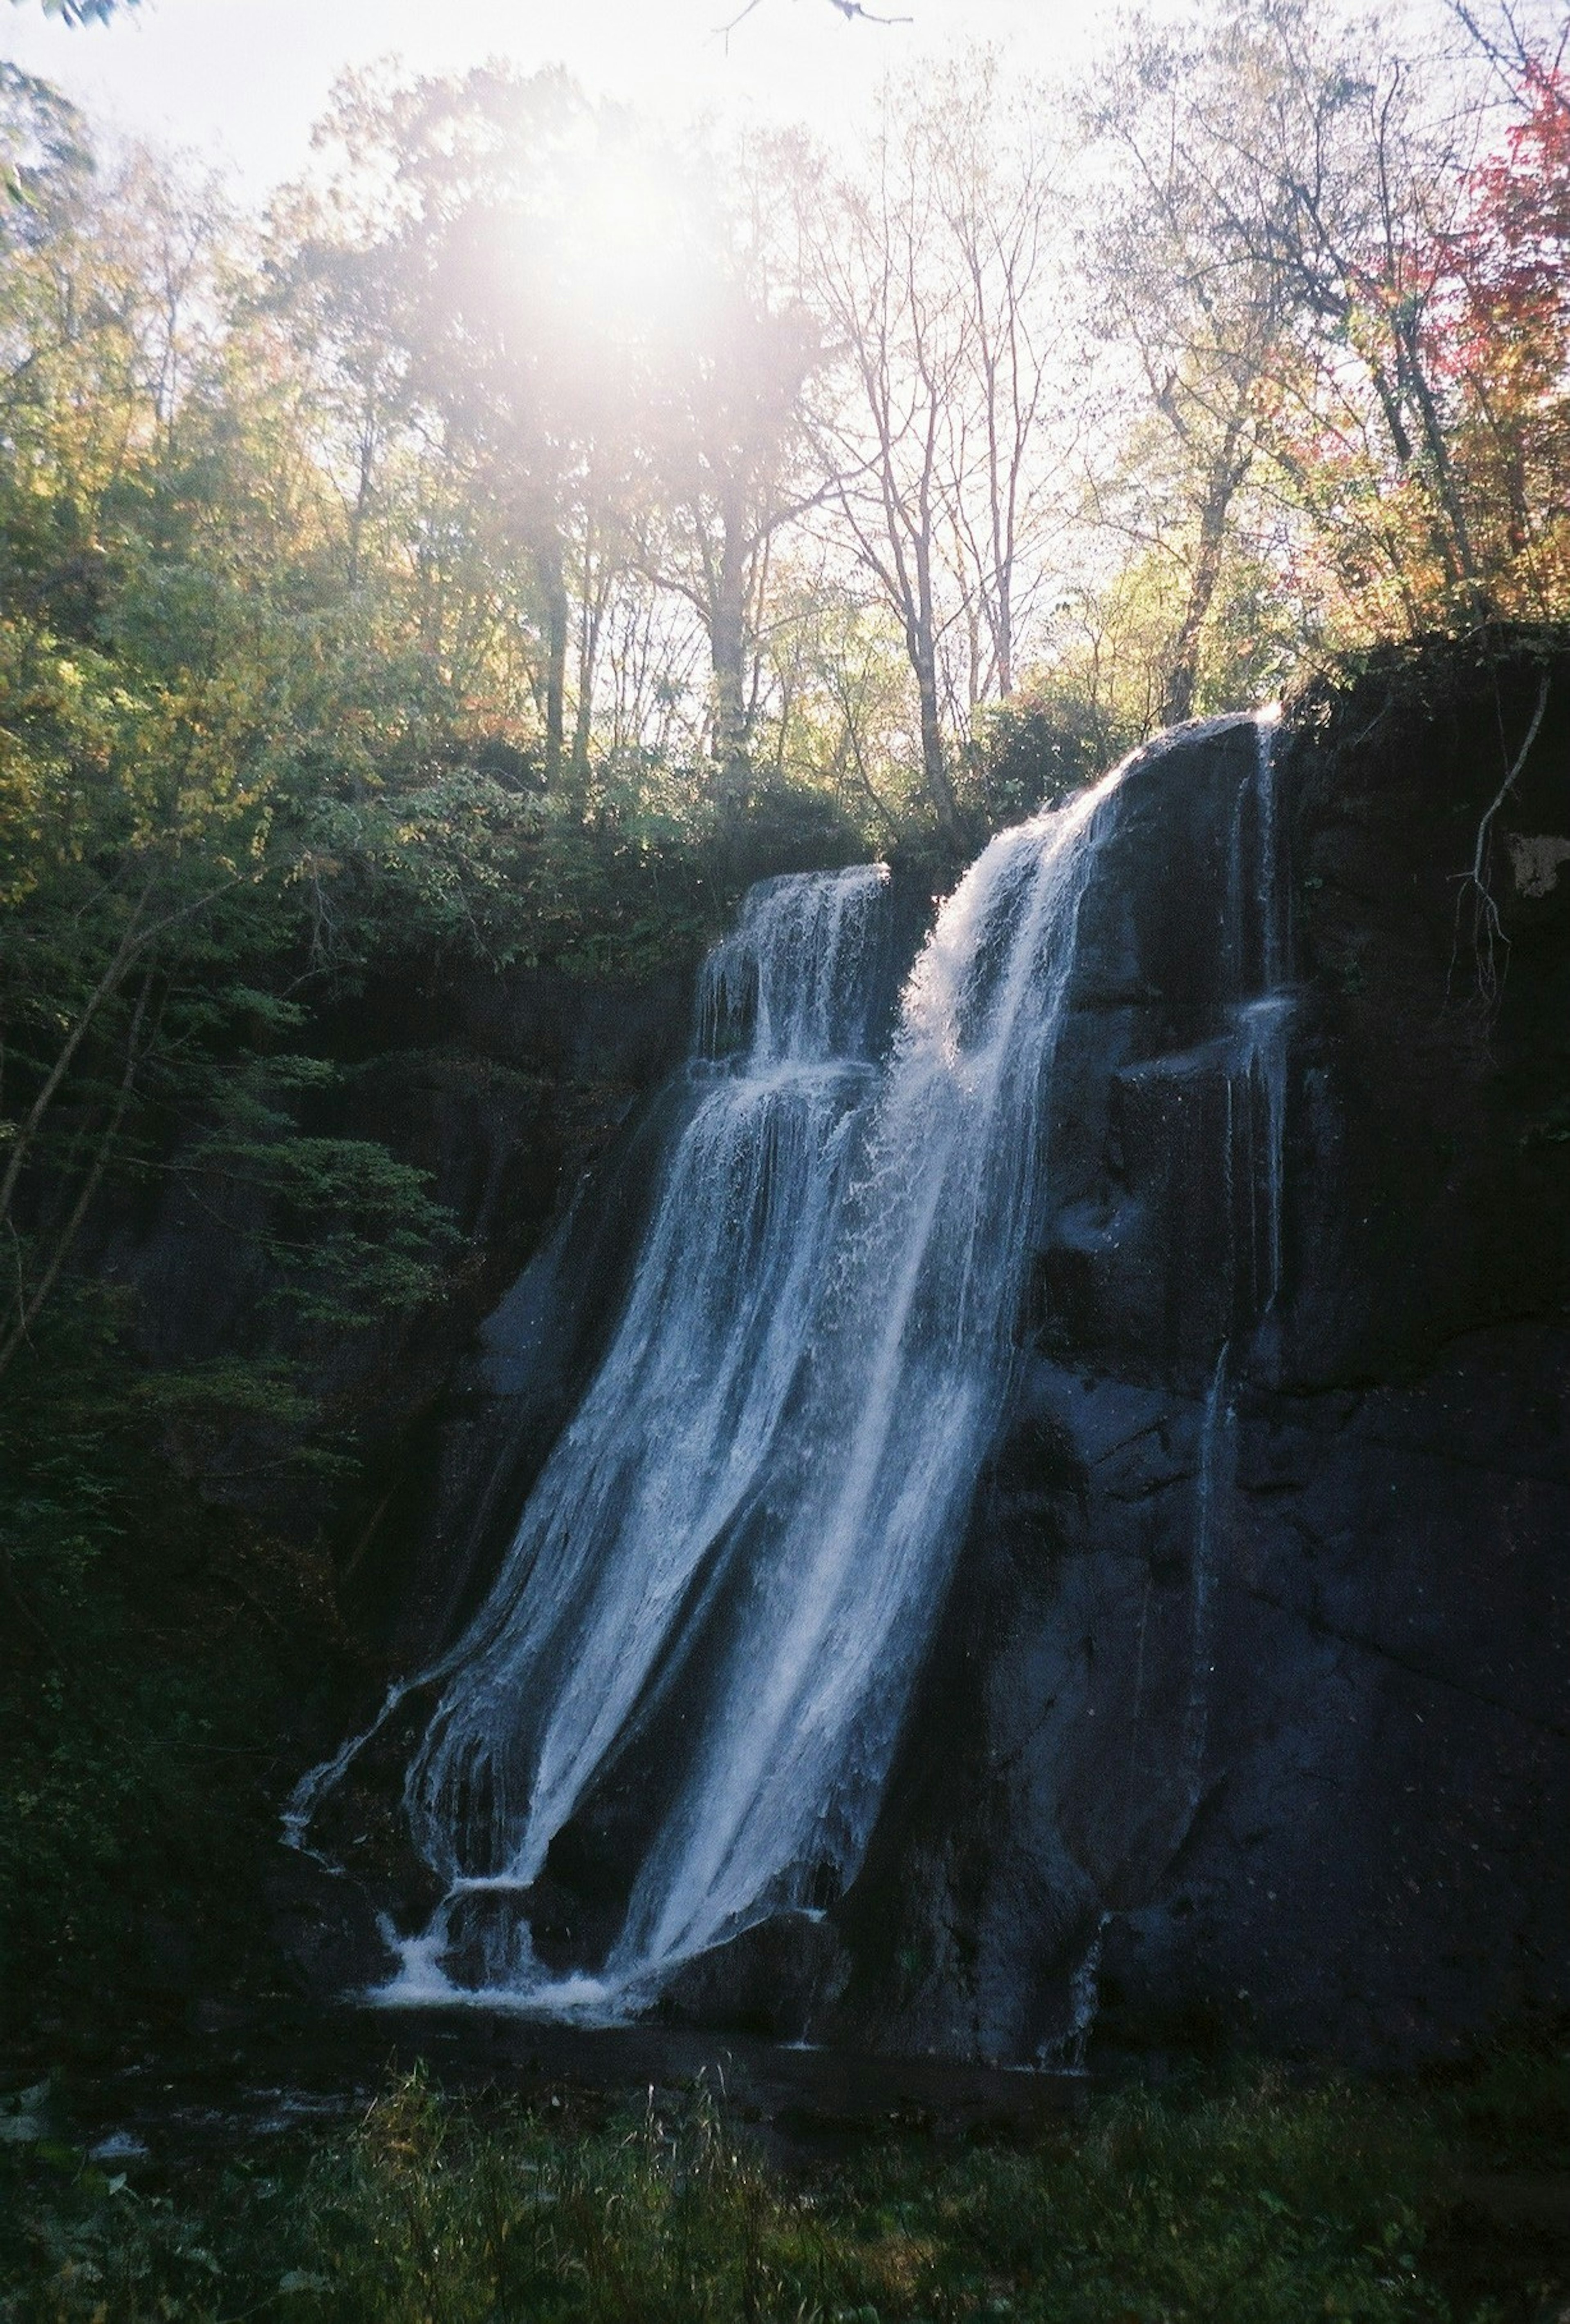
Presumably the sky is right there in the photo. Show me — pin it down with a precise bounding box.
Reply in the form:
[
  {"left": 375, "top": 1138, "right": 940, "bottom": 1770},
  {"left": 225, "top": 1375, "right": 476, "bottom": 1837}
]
[{"left": 1, "top": 0, "right": 1113, "bottom": 195}]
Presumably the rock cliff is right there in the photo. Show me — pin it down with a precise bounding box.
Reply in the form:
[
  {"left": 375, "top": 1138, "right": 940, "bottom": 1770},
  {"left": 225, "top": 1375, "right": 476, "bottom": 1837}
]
[
  {"left": 834, "top": 639, "right": 1570, "bottom": 2066},
  {"left": 259, "top": 634, "right": 1569, "bottom": 2066}
]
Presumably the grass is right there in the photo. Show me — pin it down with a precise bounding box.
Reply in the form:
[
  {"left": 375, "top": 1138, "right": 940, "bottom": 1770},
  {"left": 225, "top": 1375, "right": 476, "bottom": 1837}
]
[{"left": 4, "top": 2051, "right": 1566, "bottom": 2323}]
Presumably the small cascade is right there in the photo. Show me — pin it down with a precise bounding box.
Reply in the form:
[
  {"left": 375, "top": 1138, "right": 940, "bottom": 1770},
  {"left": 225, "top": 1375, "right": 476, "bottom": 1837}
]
[
  {"left": 391, "top": 865, "right": 893, "bottom": 2003},
  {"left": 1169, "top": 710, "right": 1291, "bottom": 1844},
  {"left": 1172, "top": 710, "right": 1290, "bottom": 1847},
  {"left": 1256, "top": 705, "right": 1287, "bottom": 991},
  {"left": 1037, "top": 1912, "right": 1111, "bottom": 2073},
  {"left": 1245, "top": 708, "right": 1291, "bottom": 1320},
  {"left": 1225, "top": 709, "right": 1293, "bottom": 1340},
  {"left": 1179, "top": 1342, "right": 1235, "bottom": 1825}
]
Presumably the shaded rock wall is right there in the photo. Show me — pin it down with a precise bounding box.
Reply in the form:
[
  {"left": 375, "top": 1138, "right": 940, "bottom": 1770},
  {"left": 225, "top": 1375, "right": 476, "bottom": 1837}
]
[
  {"left": 90, "top": 959, "right": 691, "bottom": 1609},
  {"left": 832, "top": 642, "right": 1570, "bottom": 2067}
]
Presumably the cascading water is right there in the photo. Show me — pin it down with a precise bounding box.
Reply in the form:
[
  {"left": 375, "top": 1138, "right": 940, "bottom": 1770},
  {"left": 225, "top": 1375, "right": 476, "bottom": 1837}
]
[
  {"left": 1240, "top": 708, "right": 1291, "bottom": 1326},
  {"left": 1171, "top": 707, "right": 1292, "bottom": 1853},
  {"left": 1212, "top": 709, "right": 1293, "bottom": 1339},
  {"left": 290, "top": 767, "right": 1128, "bottom": 2015},
  {"left": 1180, "top": 1340, "right": 1235, "bottom": 1822},
  {"left": 389, "top": 865, "right": 894, "bottom": 2002},
  {"left": 608, "top": 774, "right": 1119, "bottom": 1986},
  {"left": 291, "top": 712, "right": 1298, "bottom": 2025}
]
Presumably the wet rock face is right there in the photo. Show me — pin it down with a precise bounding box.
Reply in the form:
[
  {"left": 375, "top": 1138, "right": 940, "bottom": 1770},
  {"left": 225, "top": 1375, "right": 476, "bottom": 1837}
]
[
  {"left": 834, "top": 648, "right": 1570, "bottom": 2067},
  {"left": 285, "top": 642, "right": 1567, "bottom": 2066}
]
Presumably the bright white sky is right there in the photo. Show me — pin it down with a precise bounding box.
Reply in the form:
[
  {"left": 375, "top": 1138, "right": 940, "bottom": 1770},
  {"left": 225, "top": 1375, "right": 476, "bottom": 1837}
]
[{"left": 1, "top": 0, "right": 1116, "bottom": 195}]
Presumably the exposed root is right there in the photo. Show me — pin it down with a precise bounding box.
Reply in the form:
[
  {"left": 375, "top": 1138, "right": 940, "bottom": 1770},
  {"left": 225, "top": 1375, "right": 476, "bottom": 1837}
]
[{"left": 1452, "top": 670, "right": 1551, "bottom": 1005}]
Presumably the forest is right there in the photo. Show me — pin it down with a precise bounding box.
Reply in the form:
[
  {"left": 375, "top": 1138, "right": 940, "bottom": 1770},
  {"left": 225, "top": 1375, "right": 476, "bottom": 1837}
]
[{"left": 2, "top": 0, "right": 1570, "bottom": 2314}]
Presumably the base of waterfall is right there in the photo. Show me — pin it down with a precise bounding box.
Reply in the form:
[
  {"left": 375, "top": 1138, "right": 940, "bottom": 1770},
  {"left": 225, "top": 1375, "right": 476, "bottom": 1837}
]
[
  {"left": 364, "top": 1905, "right": 854, "bottom": 2048},
  {"left": 13, "top": 2021, "right": 1555, "bottom": 2324},
  {"left": 369, "top": 1934, "right": 632, "bottom": 2026}
]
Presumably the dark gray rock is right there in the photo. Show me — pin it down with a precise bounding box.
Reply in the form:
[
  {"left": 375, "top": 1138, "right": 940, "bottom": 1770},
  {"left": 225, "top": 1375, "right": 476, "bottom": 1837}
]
[
  {"left": 832, "top": 643, "right": 1570, "bottom": 2067},
  {"left": 656, "top": 1912, "right": 852, "bottom": 2043},
  {"left": 265, "top": 1854, "right": 394, "bottom": 1998}
]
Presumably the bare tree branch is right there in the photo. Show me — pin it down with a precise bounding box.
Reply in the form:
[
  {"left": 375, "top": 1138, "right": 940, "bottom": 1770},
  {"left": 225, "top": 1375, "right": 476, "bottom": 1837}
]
[{"left": 721, "top": 0, "right": 911, "bottom": 44}]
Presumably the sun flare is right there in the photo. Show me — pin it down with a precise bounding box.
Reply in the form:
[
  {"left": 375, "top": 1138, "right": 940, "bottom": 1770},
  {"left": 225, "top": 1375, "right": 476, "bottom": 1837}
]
[{"left": 558, "top": 143, "right": 713, "bottom": 333}]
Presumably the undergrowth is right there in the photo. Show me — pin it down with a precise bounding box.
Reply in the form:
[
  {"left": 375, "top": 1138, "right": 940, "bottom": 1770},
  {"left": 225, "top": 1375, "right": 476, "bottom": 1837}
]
[
  {"left": 4, "top": 2053, "right": 1562, "bottom": 2322},
  {"left": 0, "top": 1294, "right": 340, "bottom": 2031}
]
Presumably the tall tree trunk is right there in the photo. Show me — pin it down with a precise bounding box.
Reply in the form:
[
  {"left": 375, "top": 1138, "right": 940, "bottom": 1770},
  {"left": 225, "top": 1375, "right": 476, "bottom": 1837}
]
[
  {"left": 711, "top": 516, "right": 751, "bottom": 822},
  {"left": 911, "top": 537, "right": 963, "bottom": 838},
  {"left": 1161, "top": 421, "right": 1248, "bottom": 729},
  {"left": 536, "top": 541, "right": 568, "bottom": 791},
  {"left": 347, "top": 393, "right": 377, "bottom": 592},
  {"left": 1395, "top": 309, "right": 1480, "bottom": 594},
  {"left": 569, "top": 572, "right": 605, "bottom": 811}
]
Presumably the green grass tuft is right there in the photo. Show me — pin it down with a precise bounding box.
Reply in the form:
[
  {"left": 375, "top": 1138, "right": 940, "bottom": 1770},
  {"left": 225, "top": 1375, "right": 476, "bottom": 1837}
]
[{"left": 7, "top": 2053, "right": 1564, "bottom": 2322}]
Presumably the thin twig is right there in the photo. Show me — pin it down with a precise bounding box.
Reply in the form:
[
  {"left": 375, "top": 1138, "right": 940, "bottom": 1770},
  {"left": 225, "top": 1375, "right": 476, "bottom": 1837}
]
[{"left": 0, "top": 977, "right": 153, "bottom": 1384}]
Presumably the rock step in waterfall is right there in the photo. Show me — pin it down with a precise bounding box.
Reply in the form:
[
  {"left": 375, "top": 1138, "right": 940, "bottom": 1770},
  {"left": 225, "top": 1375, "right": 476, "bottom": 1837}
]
[{"left": 289, "top": 713, "right": 1294, "bottom": 2021}]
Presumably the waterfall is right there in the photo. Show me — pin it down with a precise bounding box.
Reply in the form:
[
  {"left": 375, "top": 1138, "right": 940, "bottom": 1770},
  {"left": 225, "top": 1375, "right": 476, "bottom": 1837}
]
[
  {"left": 1217, "top": 708, "right": 1292, "bottom": 1335},
  {"left": 1244, "top": 708, "right": 1291, "bottom": 1321},
  {"left": 291, "top": 766, "right": 1126, "bottom": 2016},
  {"left": 286, "top": 708, "right": 1303, "bottom": 2028},
  {"left": 391, "top": 866, "right": 893, "bottom": 2000},
  {"left": 1173, "top": 707, "right": 1290, "bottom": 1845},
  {"left": 608, "top": 773, "right": 1119, "bottom": 1985},
  {"left": 1180, "top": 1341, "right": 1234, "bottom": 1822}
]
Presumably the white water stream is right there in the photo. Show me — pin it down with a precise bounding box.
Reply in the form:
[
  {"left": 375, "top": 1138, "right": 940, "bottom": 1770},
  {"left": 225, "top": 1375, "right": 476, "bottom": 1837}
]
[
  {"left": 291, "top": 713, "right": 1295, "bottom": 2020},
  {"left": 364, "top": 772, "right": 1121, "bottom": 2012}
]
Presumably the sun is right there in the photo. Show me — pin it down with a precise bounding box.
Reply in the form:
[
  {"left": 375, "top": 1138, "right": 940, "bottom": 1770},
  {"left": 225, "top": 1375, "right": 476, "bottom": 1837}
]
[{"left": 558, "top": 138, "right": 714, "bottom": 337}]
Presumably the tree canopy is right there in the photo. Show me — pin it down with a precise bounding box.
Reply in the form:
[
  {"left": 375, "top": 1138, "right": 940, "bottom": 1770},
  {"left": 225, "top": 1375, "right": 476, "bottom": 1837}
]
[{"left": 1, "top": 6, "right": 1565, "bottom": 1376}]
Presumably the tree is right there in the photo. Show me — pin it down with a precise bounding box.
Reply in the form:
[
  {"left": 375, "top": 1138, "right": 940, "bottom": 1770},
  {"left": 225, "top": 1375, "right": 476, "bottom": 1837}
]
[
  {"left": 631, "top": 197, "right": 821, "bottom": 820},
  {"left": 1084, "top": 16, "right": 1297, "bottom": 722},
  {"left": 724, "top": 0, "right": 911, "bottom": 27},
  {"left": 1168, "top": 0, "right": 1488, "bottom": 639},
  {"left": 289, "top": 67, "right": 618, "bottom": 797},
  {"left": 9, "top": 0, "right": 134, "bottom": 21},
  {"left": 791, "top": 67, "right": 1071, "bottom": 836},
  {"left": 0, "top": 110, "right": 561, "bottom": 1371},
  {"left": 1074, "top": 0, "right": 1570, "bottom": 662},
  {"left": 1440, "top": 42, "right": 1570, "bottom": 615}
]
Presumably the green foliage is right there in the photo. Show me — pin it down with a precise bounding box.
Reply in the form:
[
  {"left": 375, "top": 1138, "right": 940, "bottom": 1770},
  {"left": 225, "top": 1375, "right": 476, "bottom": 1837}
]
[
  {"left": 191, "top": 1048, "right": 461, "bottom": 1328},
  {"left": 0, "top": 1295, "right": 341, "bottom": 2019},
  {"left": 973, "top": 694, "right": 1128, "bottom": 826},
  {"left": 0, "top": 2062, "right": 1523, "bottom": 2322},
  {"left": 1436, "top": 2042, "right": 1570, "bottom": 2172}
]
